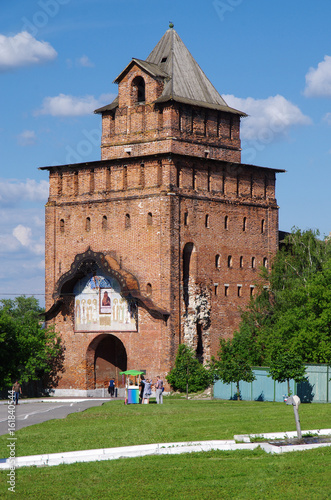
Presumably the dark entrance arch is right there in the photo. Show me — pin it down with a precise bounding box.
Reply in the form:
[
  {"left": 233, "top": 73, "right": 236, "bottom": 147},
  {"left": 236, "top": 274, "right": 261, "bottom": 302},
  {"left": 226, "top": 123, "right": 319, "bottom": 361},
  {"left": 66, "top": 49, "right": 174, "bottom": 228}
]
[{"left": 87, "top": 334, "right": 127, "bottom": 389}]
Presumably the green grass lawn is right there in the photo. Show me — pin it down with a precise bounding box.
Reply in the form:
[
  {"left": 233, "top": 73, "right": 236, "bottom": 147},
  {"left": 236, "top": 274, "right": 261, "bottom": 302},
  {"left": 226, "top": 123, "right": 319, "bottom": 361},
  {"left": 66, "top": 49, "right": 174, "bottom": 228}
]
[
  {"left": 1, "top": 398, "right": 330, "bottom": 457},
  {"left": 0, "top": 398, "right": 330, "bottom": 499}
]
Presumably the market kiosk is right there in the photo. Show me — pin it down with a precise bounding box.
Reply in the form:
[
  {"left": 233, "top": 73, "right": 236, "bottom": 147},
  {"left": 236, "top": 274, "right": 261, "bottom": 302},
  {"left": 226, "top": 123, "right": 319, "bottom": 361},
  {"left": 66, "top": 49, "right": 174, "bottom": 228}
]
[{"left": 120, "top": 369, "right": 144, "bottom": 404}]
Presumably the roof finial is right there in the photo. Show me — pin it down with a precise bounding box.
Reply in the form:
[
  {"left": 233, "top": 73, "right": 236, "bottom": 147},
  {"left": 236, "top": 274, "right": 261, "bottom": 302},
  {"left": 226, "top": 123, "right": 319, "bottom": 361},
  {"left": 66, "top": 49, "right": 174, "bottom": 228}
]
[{"left": 169, "top": 21, "right": 174, "bottom": 29}]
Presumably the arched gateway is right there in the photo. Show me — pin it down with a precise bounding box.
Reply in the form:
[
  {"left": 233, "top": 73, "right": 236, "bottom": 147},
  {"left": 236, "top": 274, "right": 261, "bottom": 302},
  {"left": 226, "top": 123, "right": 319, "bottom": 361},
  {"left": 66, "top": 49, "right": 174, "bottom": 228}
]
[{"left": 87, "top": 334, "right": 127, "bottom": 389}]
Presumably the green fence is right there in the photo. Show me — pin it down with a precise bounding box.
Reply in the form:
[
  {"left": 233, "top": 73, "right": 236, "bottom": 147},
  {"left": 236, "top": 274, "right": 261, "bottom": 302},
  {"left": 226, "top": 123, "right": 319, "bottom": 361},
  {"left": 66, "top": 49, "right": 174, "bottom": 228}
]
[{"left": 213, "top": 364, "right": 330, "bottom": 403}]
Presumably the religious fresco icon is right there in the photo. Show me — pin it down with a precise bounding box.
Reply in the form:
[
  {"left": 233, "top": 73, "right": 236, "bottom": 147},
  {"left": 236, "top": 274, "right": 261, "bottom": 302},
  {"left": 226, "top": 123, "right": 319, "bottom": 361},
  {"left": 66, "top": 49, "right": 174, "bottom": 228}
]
[{"left": 73, "top": 270, "right": 137, "bottom": 332}]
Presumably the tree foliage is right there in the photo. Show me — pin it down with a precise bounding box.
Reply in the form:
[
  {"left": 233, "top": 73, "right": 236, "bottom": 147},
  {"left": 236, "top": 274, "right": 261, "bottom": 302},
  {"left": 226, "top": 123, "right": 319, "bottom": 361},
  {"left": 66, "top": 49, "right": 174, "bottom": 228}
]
[
  {"left": 166, "top": 344, "right": 212, "bottom": 395},
  {"left": 234, "top": 228, "right": 331, "bottom": 387},
  {"left": 0, "top": 296, "right": 64, "bottom": 390},
  {"left": 211, "top": 333, "right": 256, "bottom": 400}
]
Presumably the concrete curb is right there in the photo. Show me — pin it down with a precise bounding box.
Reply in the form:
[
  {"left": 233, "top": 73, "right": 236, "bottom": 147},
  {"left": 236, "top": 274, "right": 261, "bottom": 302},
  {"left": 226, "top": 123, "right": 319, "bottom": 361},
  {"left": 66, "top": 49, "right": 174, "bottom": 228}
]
[
  {"left": 0, "top": 441, "right": 258, "bottom": 469},
  {"left": 1, "top": 430, "right": 331, "bottom": 469}
]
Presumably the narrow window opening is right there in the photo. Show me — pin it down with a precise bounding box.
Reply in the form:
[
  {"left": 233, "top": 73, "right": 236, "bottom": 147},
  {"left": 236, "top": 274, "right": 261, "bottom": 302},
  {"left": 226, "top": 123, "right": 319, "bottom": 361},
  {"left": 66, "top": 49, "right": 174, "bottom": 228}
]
[
  {"left": 161, "top": 57, "right": 167, "bottom": 63},
  {"left": 243, "top": 217, "right": 247, "bottom": 231},
  {"left": 106, "top": 166, "right": 111, "bottom": 192},
  {"left": 207, "top": 166, "right": 211, "bottom": 192},
  {"left": 176, "top": 166, "right": 181, "bottom": 187},
  {"left": 240, "top": 256, "right": 244, "bottom": 268},
  {"left": 59, "top": 219, "right": 65, "bottom": 233},
  {"left": 215, "top": 254, "right": 220, "bottom": 269},
  {"left": 140, "top": 163, "right": 145, "bottom": 188},
  {"left": 214, "top": 284, "right": 218, "bottom": 296},
  {"left": 263, "top": 257, "right": 268, "bottom": 268},
  {"left": 123, "top": 165, "right": 128, "bottom": 190},
  {"left": 102, "top": 215, "right": 107, "bottom": 230},
  {"left": 237, "top": 285, "right": 242, "bottom": 297},
  {"left": 146, "top": 283, "right": 152, "bottom": 296},
  {"left": 205, "top": 214, "right": 210, "bottom": 228},
  {"left": 227, "top": 255, "right": 232, "bottom": 268},
  {"left": 251, "top": 257, "right": 256, "bottom": 269},
  {"left": 250, "top": 286, "right": 255, "bottom": 297},
  {"left": 193, "top": 168, "right": 197, "bottom": 190},
  {"left": 125, "top": 213, "right": 131, "bottom": 229},
  {"left": 224, "top": 285, "right": 229, "bottom": 297},
  {"left": 224, "top": 215, "right": 228, "bottom": 230},
  {"left": 85, "top": 217, "right": 91, "bottom": 232},
  {"left": 261, "top": 219, "right": 265, "bottom": 233},
  {"left": 147, "top": 212, "right": 153, "bottom": 226},
  {"left": 184, "top": 212, "right": 188, "bottom": 226}
]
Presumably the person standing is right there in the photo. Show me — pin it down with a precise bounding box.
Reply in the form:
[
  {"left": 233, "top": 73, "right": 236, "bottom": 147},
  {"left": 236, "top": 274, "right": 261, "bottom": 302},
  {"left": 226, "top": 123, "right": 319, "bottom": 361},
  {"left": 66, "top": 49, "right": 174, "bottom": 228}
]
[
  {"left": 155, "top": 376, "right": 164, "bottom": 404},
  {"left": 108, "top": 378, "right": 115, "bottom": 398},
  {"left": 141, "top": 378, "right": 152, "bottom": 404},
  {"left": 139, "top": 375, "right": 145, "bottom": 404},
  {"left": 12, "top": 380, "right": 22, "bottom": 405}
]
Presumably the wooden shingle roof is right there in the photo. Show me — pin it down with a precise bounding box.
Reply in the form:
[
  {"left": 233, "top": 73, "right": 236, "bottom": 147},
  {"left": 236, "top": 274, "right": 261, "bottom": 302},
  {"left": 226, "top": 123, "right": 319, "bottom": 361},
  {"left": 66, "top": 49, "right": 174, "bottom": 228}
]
[{"left": 95, "top": 27, "right": 245, "bottom": 116}]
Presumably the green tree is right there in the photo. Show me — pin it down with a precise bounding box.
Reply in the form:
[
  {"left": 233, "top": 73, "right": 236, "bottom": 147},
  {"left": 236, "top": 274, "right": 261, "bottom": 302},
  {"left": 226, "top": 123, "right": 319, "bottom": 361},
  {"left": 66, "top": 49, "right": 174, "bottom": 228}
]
[
  {"left": 235, "top": 228, "right": 331, "bottom": 380},
  {"left": 268, "top": 345, "right": 306, "bottom": 395},
  {"left": 212, "top": 333, "right": 256, "bottom": 400},
  {"left": 0, "top": 296, "right": 63, "bottom": 390},
  {"left": 166, "top": 344, "right": 212, "bottom": 397}
]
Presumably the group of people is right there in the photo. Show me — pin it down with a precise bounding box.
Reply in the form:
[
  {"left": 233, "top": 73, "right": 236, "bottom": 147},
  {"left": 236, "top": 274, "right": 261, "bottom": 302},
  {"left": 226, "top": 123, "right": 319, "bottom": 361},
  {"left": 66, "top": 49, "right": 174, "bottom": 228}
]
[
  {"left": 107, "top": 375, "right": 164, "bottom": 403},
  {"left": 139, "top": 375, "right": 164, "bottom": 404}
]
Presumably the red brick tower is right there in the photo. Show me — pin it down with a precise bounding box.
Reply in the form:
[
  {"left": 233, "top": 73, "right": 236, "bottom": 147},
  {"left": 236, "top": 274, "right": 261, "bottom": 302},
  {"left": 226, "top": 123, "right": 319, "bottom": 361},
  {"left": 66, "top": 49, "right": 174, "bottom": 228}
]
[{"left": 41, "top": 27, "right": 283, "bottom": 395}]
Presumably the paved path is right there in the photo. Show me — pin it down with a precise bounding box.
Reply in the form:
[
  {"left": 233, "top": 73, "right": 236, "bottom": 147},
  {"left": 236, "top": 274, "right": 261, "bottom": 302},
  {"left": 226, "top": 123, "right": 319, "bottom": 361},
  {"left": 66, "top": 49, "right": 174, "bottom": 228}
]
[{"left": 0, "top": 399, "right": 113, "bottom": 436}]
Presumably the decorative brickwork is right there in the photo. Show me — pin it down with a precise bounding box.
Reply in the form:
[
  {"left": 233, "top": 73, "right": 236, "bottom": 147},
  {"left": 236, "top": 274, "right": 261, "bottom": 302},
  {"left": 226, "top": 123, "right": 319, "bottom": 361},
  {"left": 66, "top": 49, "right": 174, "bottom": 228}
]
[{"left": 41, "top": 28, "right": 283, "bottom": 394}]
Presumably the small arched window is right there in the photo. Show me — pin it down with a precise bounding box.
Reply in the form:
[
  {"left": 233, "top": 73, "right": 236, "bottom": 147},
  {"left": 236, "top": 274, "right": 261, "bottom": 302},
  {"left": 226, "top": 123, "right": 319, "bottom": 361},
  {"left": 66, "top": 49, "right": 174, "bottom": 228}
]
[
  {"left": 263, "top": 257, "right": 268, "bottom": 268},
  {"left": 147, "top": 212, "right": 153, "bottom": 226},
  {"left": 205, "top": 214, "right": 210, "bottom": 228},
  {"left": 251, "top": 257, "right": 256, "bottom": 269},
  {"left": 261, "top": 219, "right": 265, "bottom": 233},
  {"left": 132, "top": 76, "right": 145, "bottom": 104},
  {"left": 102, "top": 215, "right": 107, "bottom": 230},
  {"left": 184, "top": 212, "right": 188, "bottom": 226},
  {"left": 146, "top": 283, "right": 152, "bottom": 296},
  {"left": 125, "top": 213, "right": 131, "bottom": 229},
  {"left": 227, "top": 255, "right": 232, "bottom": 268},
  {"left": 85, "top": 217, "right": 91, "bottom": 232},
  {"left": 240, "top": 256, "right": 244, "bottom": 268},
  {"left": 224, "top": 215, "right": 228, "bottom": 230},
  {"left": 243, "top": 217, "right": 247, "bottom": 231},
  {"left": 215, "top": 254, "right": 221, "bottom": 269},
  {"left": 59, "top": 219, "right": 65, "bottom": 233}
]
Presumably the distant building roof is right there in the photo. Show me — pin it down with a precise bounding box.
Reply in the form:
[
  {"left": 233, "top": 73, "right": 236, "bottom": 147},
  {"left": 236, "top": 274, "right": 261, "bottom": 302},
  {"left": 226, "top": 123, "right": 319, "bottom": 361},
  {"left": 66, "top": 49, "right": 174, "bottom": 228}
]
[{"left": 95, "top": 28, "right": 246, "bottom": 116}]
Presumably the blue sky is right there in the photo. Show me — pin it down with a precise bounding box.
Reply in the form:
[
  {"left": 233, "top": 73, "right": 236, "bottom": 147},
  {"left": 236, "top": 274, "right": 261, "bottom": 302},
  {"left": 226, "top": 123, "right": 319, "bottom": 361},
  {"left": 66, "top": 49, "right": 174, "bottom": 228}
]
[{"left": 1, "top": 0, "right": 331, "bottom": 306}]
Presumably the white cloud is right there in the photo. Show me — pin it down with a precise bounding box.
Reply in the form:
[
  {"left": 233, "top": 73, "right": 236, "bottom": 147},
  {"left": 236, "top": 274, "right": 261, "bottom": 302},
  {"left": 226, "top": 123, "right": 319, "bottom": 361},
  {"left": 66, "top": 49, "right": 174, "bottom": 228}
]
[
  {"left": 0, "top": 31, "right": 57, "bottom": 71},
  {"left": 0, "top": 179, "right": 49, "bottom": 206},
  {"left": 77, "top": 55, "right": 94, "bottom": 67},
  {"left": 13, "top": 224, "right": 32, "bottom": 247},
  {"left": 17, "top": 130, "right": 37, "bottom": 146},
  {"left": 35, "top": 93, "right": 115, "bottom": 117},
  {"left": 224, "top": 94, "right": 311, "bottom": 141},
  {"left": 13, "top": 224, "right": 44, "bottom": 255},
  {"left": 304, "top": 56, "right": 331, "bottom": 97}
]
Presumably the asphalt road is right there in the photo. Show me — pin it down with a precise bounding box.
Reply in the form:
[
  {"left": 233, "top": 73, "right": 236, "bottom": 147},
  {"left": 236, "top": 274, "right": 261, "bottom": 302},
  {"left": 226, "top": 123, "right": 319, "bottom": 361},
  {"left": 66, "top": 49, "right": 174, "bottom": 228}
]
[{"left": 0, "top": 399, "right": 111, "bottom": 436}]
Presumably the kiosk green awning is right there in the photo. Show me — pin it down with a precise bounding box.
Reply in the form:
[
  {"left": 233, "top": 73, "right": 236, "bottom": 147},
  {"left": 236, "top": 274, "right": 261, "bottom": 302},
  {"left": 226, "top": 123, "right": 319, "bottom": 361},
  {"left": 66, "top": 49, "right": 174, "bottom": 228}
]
[{"left": 119, "top": 370, "right": 144, "bottom": 376}]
